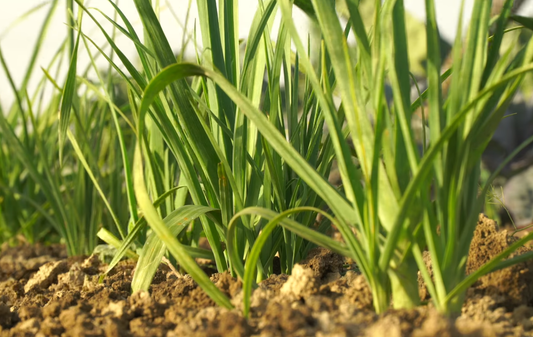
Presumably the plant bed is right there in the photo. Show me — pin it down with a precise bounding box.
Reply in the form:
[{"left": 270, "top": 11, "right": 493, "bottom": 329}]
[
  {"left": 1, "top": 214, "right": 532, "bottom": 337},
  {"left": 4, "top": 0, "right": 533, "bottom": 336}
]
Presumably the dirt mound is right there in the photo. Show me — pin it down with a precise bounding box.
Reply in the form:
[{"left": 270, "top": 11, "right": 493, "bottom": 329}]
[
  {"left": 419, "top": 214, "right": 533, "bottom": 310},
  {"left": 467, "top": 215, "right": 533, "bottom": 309}
]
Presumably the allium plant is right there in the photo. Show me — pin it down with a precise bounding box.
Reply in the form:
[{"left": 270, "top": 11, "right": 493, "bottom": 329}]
[{"left": 58, "top": 0, "right": 533, "bottom": 316}]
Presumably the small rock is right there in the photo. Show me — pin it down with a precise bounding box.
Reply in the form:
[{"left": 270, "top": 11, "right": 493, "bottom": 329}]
[
  {"left": 280, "top": 265, "right": 319, "bottom": 299},
  {"left": 57, "top": 270, "right": 85, "bottom": 289},
  {"left": 103, "top": 301, "right": 128, "bottom": 320},
  {"left": 24, "top": 260, "right": 68, "bottom": 293},
  {"left": 81, "top": 254, "right": 101, "bottom": 275}
]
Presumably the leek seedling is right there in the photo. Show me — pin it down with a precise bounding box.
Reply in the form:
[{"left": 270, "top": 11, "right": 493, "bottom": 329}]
[
  {"left": 134, "top": 0, "right": 533, "bottom": 316},
  {"left": 67, "top": 0, "right": 338, "bottom": 305},
  {"left": 54, "top": 0, "right": 533, "bottom": 317}
]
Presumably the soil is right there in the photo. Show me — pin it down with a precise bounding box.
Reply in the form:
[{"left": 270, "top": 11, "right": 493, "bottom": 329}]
[{"left": 1, "top": 214, "right": 533, "bottom": 336}]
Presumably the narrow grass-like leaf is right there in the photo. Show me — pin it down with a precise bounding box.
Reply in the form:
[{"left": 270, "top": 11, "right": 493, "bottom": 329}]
[
  {"left": 59, "top": 19, "right": 82, "bottom": 163},
  {"left": 67, "top": 129, "right": 125, "bottom": 238},
  {"left": 96, "top": 228, "right": 138, "bottom": 259},
  {"left": 131, "top": 205, "right": 221, "bottom": 292},
  {"left": 102, "top": 185, "right": 184, "bottom": 275},
  {"left": 133, "top": 143, "right": 232, "bottom": 308}
]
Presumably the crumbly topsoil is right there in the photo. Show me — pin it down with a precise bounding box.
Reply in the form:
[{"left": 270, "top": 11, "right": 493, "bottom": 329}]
[{"left": 1, "top": 214, "right": 533, "bottom": 337}]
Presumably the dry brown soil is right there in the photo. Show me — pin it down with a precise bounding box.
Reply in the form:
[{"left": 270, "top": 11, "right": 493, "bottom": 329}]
[{"left": 1, "top": 214, "right": 533, "bottom": 336}]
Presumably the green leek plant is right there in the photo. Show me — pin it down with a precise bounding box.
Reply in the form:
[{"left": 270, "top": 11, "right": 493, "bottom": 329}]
[
  {"left": 66, "top": 0, "right": 340, "bottom": 306},
  {"left": 131, "top": 0, "right": 533, "bottom": 316},
  {"left": 49, "top": 0, "right": 533, "bottom": 317},
  {"left": 0, "top": 0, "right": 130, "bottom": 254}
]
